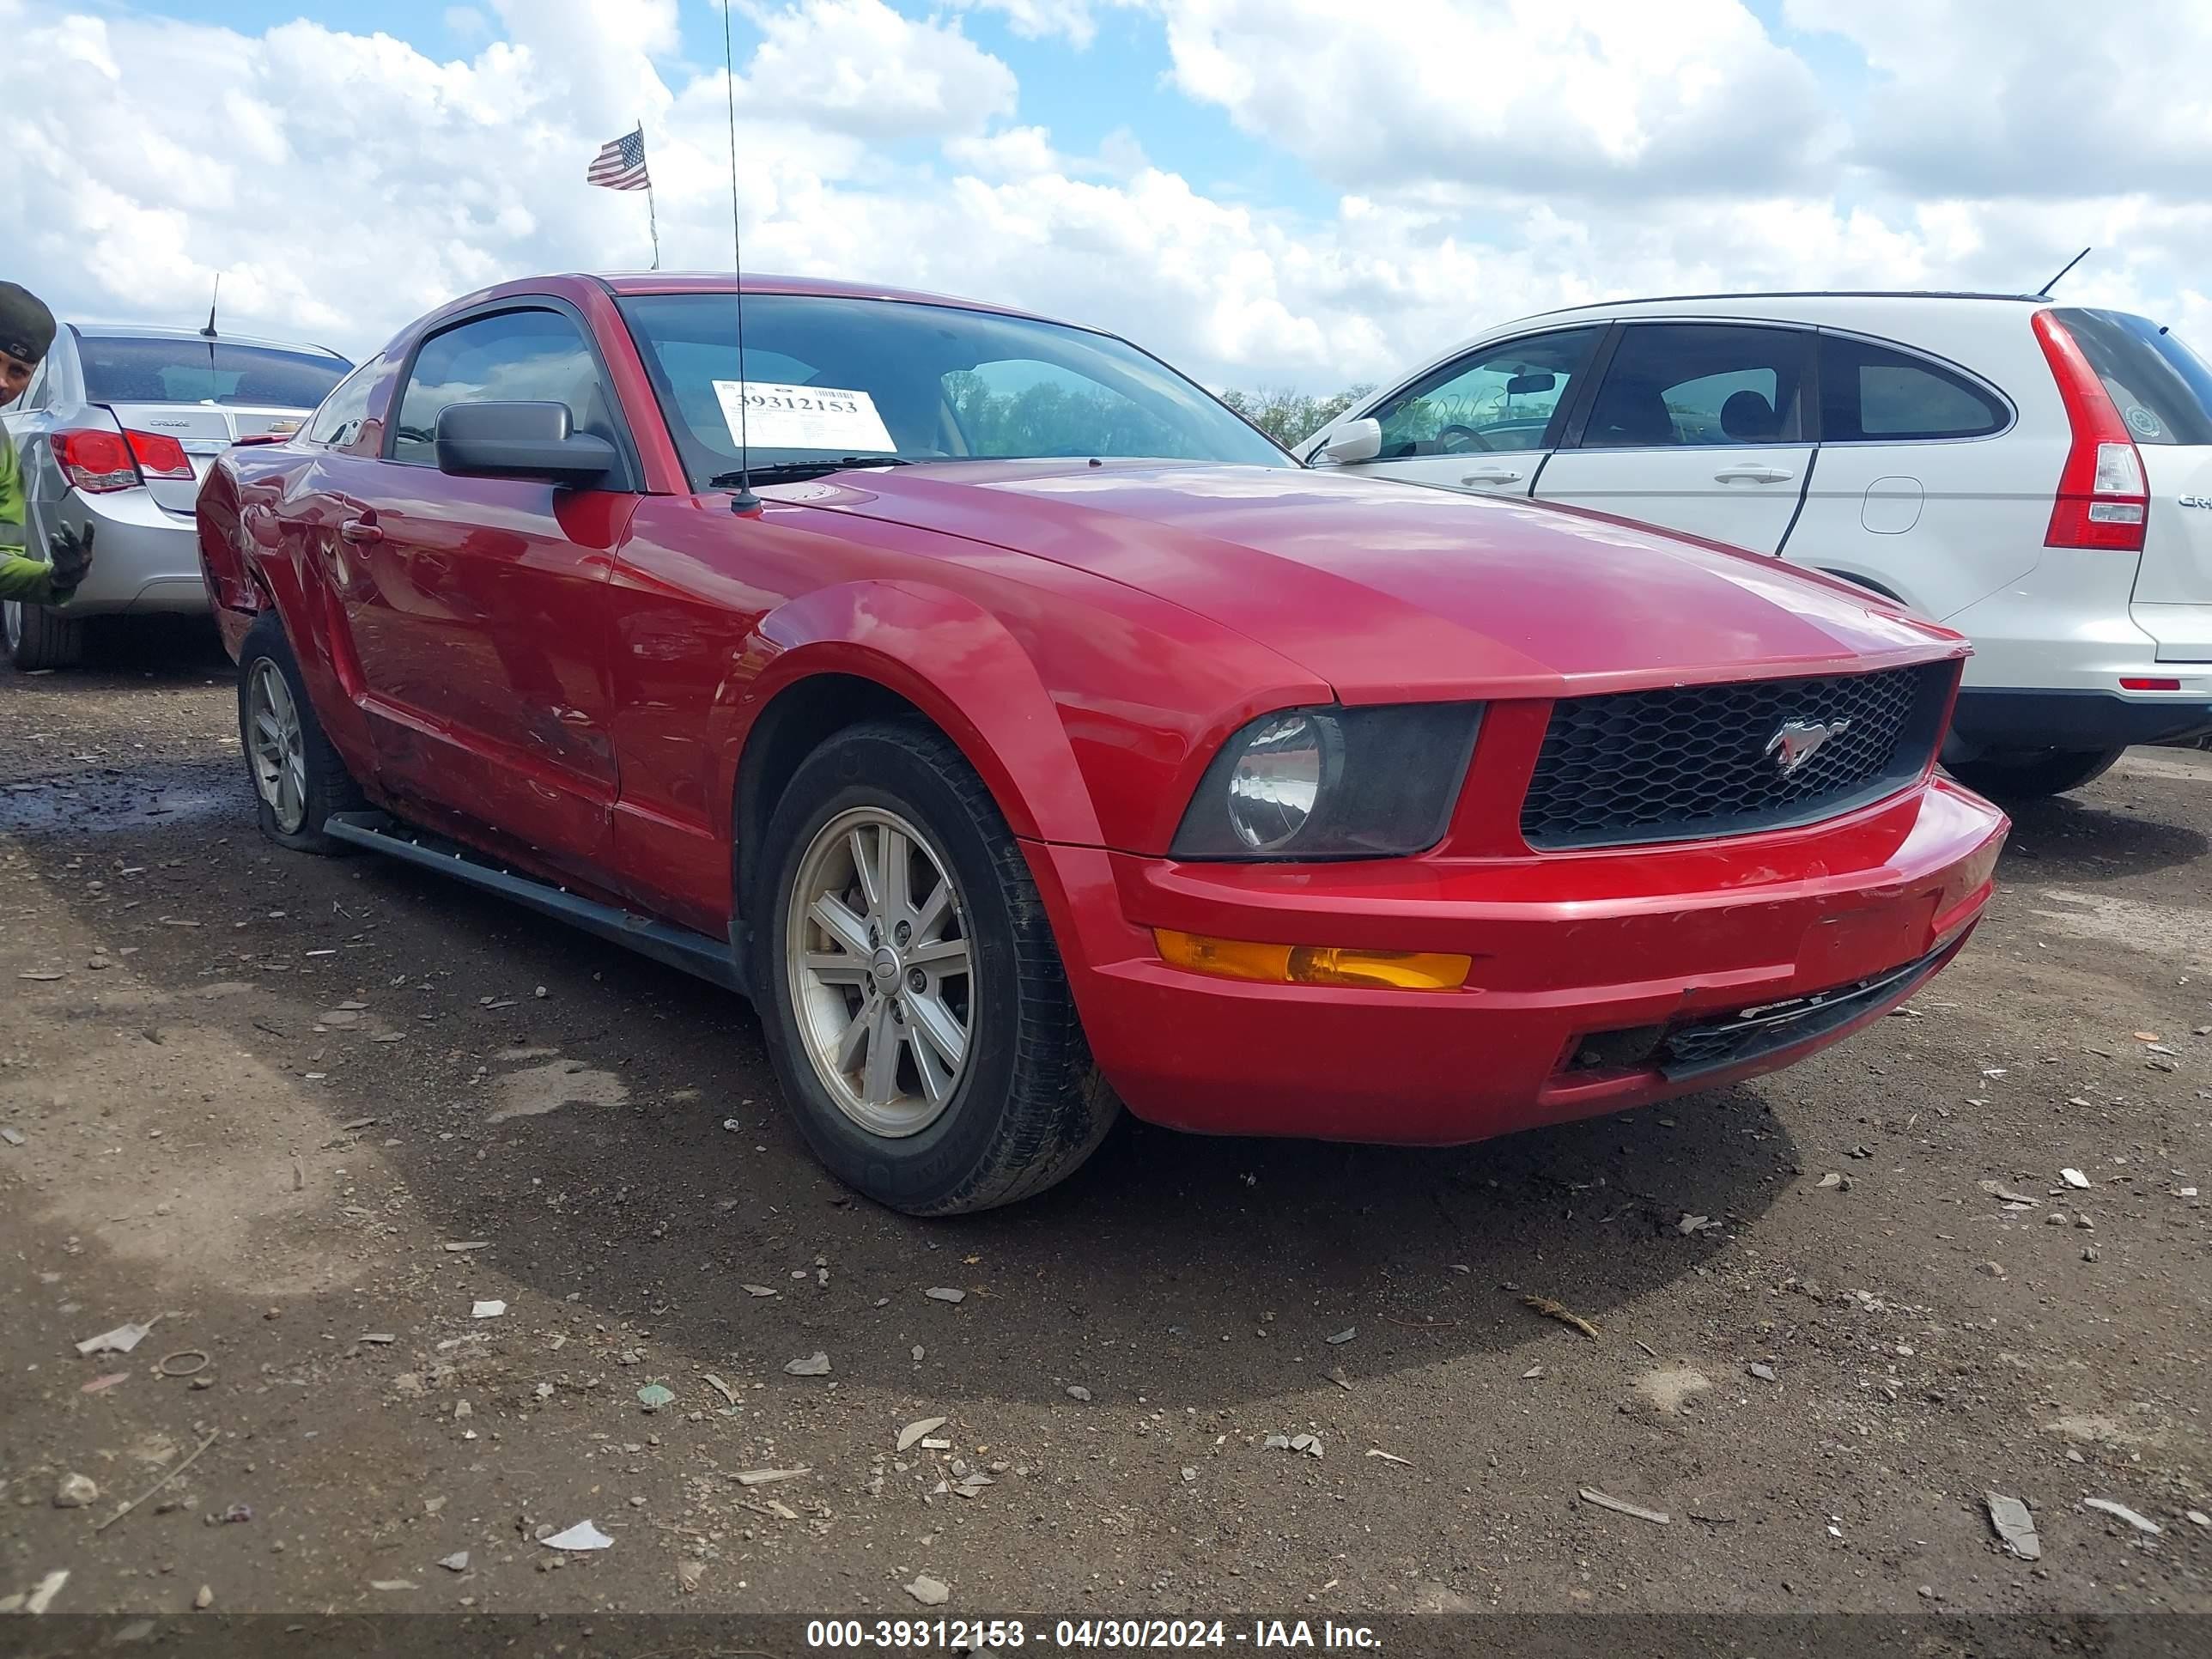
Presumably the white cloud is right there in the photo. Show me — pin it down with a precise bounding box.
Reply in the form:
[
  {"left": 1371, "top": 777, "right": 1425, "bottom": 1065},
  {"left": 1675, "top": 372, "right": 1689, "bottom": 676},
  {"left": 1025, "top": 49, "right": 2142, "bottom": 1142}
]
[
  {"left": 1785, "top": 0, "right": 2212, "bottom": 203},
  {"left": 3, "top": 0, "right": 2211, "bottom": 405},
  {"left": 489, "top": 0, "right": 683, "bottom": 136},
  {"left": 1158, "top": 0, "right": 1833, "bottom": 198},
  {"left": 943, "top": 125, "right": 1073, "bottom": 179},
  {"left": 738, "top": 0, "right": 1016, "bottom": 140},
  {"left": 947, "top": 1, "right": 1137, "bottom": 49}
]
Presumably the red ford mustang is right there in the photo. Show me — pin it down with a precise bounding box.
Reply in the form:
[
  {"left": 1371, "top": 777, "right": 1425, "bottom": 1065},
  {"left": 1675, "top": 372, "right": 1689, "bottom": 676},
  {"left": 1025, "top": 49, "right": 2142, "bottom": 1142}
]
[{"left": 198, "top": 272, "right": 2008, "bottom": 1213}]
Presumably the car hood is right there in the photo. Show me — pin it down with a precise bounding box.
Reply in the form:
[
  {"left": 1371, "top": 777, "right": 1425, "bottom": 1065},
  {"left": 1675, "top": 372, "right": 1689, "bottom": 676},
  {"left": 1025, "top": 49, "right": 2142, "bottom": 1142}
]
[{"left": 806, "top": 460, "right": 1965, "bottom": 702}]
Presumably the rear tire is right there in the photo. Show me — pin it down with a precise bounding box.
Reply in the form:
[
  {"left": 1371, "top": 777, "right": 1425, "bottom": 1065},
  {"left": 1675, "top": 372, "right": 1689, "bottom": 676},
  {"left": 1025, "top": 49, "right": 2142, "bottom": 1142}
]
[
  {"left": 4, "top": 599, "right": 87, "bottom": 670},
  {"left": 757, "top": 719, "right": 1118, "bottom": 1216},
  {"left": 1948, "top": 745, "right": 2124, "bottom": 800},
  {"left": 237, "top": 611, "right": 364, "bottom": 853}
]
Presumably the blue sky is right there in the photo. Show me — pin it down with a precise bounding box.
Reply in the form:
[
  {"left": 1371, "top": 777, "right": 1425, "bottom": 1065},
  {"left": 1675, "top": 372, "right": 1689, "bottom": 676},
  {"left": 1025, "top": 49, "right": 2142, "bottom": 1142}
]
[{"left": 8, "top": 2, "right": 2209, "bottom": 389}]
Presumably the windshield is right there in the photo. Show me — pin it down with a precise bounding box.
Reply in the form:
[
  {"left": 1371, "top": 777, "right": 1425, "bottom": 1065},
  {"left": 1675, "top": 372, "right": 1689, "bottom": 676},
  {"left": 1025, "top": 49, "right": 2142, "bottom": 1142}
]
[
  {"left": 617, "top": 293, "right": 1291, "bottom": 487},
  {"left": 77, "top": 337, "right": 351, "bottom": 409}
]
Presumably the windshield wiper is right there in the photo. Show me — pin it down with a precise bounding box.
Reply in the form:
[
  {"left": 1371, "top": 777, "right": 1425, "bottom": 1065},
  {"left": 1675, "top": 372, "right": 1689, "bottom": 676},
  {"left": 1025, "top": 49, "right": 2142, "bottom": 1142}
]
[{"left": 708, "top": 456, "right": 915, "bottom": 489}]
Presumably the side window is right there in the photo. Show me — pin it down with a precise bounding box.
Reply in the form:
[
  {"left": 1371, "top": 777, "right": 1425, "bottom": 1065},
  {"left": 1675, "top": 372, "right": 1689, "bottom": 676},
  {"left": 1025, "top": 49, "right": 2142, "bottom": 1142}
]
[
  {"left": 1819, "top": 335, "right": 2006, "bottom": 442},
  {"left": 390, "top": 308, "right": 617, "bottom": 467},
  {"left": 305, "top": 358, "right": 380, "bottom": 448},
  {"left": 1578, "top": 324, "right": 1811, "bottom": 448},
  {"left": 1371, "top": 328, "right": 1600, "bottom": 459}
]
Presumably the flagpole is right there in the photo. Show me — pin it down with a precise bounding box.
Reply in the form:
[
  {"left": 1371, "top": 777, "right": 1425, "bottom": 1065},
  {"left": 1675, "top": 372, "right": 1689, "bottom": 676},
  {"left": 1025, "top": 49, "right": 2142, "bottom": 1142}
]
[{"left": 638, "top": 121, "right": 659, "bottom": 270}]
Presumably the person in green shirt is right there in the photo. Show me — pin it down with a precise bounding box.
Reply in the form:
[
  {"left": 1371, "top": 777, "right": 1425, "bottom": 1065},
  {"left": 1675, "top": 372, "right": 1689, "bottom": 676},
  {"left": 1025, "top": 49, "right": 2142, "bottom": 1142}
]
[{"left": 1, "top": 282, "right": 95, "bottom": 605}]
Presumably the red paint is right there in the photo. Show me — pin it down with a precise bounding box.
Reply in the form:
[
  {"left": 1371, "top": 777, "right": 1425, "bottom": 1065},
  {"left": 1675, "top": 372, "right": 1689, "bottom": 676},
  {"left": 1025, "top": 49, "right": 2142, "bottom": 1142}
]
[
  {"left": 197, "top": 273, "right": 2009, "bottom": 1148},
  {"left": 325, "top": 456, "right": 632, "bottom": 877},
  {"left": 1036, "top": 781, "right": 2001, "bottom": 1142}
]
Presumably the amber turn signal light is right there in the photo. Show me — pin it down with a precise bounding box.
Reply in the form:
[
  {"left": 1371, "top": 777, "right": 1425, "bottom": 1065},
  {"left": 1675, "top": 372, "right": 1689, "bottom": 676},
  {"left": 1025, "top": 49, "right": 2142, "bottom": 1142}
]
[{"left": 1153, "top": 929, "right": 1470, "bottom": 992}]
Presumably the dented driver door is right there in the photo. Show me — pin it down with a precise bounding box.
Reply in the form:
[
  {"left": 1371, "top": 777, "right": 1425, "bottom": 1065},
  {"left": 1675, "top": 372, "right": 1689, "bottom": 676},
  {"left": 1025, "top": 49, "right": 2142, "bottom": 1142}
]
[{"left": 326, "top": 304, "right": 639, "bottom": 878}]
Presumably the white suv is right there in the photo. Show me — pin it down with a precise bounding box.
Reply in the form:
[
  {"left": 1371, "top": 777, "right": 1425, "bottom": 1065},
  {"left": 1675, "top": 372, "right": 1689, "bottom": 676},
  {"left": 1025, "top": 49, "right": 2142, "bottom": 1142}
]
[{"left": 1297, "top": 293, "right": 2212, "bottom": 798}]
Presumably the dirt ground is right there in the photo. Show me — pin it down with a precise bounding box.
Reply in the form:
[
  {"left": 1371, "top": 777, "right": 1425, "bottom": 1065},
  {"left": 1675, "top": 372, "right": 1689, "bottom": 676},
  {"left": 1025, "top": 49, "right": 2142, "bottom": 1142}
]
[{"left": 1, "top": 624, "right": 2208, "bottom": 1626}]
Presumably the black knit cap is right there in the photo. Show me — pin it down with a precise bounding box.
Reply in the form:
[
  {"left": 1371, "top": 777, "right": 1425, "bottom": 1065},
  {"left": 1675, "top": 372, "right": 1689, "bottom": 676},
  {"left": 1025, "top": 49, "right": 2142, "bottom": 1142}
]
[{"left": 0, "top": 282, "right": 57, "bottom": 366}]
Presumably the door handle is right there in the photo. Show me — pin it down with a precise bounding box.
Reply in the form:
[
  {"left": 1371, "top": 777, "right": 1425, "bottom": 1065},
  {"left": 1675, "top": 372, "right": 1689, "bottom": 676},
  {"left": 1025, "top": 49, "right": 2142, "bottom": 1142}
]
[
  {"left": 1461, "top": 468, "right": 1523, "bottom": 486},
  {"left": 337, "top": 516, "right": 384, "bottom": 544},
  {"left": 1713, "top": 465, "right": 1793, "bottom": 484}
]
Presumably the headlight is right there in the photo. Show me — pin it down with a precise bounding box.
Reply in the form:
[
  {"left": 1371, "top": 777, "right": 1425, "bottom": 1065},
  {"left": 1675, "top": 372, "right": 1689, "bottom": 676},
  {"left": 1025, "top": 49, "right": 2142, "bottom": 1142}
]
[
  {"left": 1171, "top": 703, "right": 1483, "bottom": 860},
  {"left": 1224, "top": 711, "right": 1340, "bottom": 852}
]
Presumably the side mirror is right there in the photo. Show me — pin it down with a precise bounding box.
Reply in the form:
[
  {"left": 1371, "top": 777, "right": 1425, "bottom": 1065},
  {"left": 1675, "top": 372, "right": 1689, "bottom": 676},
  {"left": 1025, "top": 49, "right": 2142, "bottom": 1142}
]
[
  {"left": 434, "top": 401, "right": 617, "bottom": 486},
  {"left": 1505, "top": 372, "right": 1556, "bottom": 396},
  {"left": 1318, "top": 416, "right": 1382, "bottom": 465}
]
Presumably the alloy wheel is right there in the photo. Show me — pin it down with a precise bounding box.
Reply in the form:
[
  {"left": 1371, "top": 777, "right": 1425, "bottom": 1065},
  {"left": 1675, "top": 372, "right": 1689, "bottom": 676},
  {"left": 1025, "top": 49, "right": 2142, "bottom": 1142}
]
[
  {"left": 3, "top": 601, "right": 19, "bottom": 655},
  {"left": 785, "top": 805, "right": 974, "bottom": 1138},
  {"left": 246, "top": 658, "right": 308, "bottom": 834}
]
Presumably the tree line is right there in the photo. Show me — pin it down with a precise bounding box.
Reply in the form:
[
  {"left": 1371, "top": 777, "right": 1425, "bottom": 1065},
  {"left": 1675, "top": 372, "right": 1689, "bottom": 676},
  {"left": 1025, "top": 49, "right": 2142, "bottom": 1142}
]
[{"left": 1216, "top": 385, "right": 1376, "bottom": 448}]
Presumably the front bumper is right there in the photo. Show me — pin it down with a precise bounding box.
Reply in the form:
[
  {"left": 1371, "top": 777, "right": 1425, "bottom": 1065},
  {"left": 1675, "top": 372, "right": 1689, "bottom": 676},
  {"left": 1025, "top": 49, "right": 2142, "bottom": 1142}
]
[
  {"left": 1032, "top": 778, "right": 2008, "bottom": 1145},
  {"left": 46, "top": 489, "right": 210, "bottom": 618}
]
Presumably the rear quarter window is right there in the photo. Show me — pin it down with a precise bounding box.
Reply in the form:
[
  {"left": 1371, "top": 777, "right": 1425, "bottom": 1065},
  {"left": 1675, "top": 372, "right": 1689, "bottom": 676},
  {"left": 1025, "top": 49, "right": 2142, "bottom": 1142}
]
[
  {"left": 1817, "top": 335, "right": 2008, "bottom": 442},
  {"left": 2050, "top": 307, "right": 2212, "bottom": 447},
  {"left": 304, "top": 358, "right": 382, "bottom": 448}
]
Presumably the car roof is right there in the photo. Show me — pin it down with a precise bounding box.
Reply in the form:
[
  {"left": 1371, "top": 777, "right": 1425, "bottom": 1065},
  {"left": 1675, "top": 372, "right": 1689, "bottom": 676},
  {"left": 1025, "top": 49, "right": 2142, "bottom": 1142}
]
[
  {"left": 70, "top": 322, "right": 349, "bottom": 358},
  {"left": 1524, "top": 289, "right": 2046, "bottom": 319},
  {"left": 584, "top": 270, "right": 1099, "bottom": 334},
  {"left": 1387, "top": 289, "right": 2070, "bottom": 399}
]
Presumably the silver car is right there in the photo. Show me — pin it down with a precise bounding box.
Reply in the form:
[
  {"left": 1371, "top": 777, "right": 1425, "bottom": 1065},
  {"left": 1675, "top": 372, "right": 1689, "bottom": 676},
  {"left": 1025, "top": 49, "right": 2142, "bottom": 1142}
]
[{"left": 3, "top": 324, "right": 351, "bottom": 668}]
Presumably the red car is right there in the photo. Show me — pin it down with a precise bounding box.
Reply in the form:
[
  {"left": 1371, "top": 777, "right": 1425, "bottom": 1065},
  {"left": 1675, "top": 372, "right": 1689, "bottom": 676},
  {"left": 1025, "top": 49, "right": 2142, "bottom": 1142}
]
[{"left": 198, "top": 273, "right": 2008, "bottom": 1214}]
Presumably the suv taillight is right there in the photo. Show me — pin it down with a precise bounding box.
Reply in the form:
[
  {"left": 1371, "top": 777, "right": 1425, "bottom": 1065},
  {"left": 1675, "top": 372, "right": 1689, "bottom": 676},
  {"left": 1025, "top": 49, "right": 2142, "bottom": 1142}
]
[
  {"left": 53, "top": 427, "right": 194, "bottom": 493},
  {"left": 2033, "top": 309, "right": 2148, "bottom": 551}
]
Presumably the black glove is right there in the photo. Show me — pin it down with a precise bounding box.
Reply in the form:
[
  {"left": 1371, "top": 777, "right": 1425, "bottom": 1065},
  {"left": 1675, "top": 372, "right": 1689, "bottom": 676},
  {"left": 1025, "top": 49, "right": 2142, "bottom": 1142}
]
[{"left": 46, "top": 523, "right": 94, "bottom": 597}]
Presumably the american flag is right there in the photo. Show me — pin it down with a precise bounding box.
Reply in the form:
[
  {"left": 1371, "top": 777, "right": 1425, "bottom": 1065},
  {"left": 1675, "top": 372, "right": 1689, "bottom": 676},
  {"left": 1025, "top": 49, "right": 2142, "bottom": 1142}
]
[{"left": 587, "top": 127, "right": 650, "bottom": 192}]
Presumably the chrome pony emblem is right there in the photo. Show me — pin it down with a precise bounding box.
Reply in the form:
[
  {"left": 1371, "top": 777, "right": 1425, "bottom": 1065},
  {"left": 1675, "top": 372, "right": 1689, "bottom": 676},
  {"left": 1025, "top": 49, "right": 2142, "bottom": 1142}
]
[{"left": 1765, "top": 718, "right": 1850, "bottom": 776}]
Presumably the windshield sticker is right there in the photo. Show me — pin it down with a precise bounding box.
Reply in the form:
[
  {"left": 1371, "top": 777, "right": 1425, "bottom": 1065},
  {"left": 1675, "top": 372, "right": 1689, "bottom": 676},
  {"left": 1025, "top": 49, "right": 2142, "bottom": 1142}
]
[
  {"left": 713, "top": 381, "right": 896, "bottom": 453},
  {"left": 2124, "top": 404, "right": 2163, "bottom": 439}
]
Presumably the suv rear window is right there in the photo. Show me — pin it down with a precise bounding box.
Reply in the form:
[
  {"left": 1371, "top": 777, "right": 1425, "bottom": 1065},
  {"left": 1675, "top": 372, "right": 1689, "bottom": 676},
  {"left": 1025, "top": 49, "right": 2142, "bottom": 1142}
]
[
  {"left": 1818, "top": 335, "right": 2007, "bottom": 441},
  {"left": 2050, "top": 308, "right": 2212, "bottom": 447}
]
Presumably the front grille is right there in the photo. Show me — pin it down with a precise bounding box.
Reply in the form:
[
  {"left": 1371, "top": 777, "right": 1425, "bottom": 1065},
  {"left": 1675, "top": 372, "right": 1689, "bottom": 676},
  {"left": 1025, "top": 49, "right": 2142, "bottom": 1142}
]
[
  {"left": 1520, "top": 662, "right": 1953, "bottom": 850},
  {"left": 1652, "top": 940, "right": 1956, "bottom": 1080}
]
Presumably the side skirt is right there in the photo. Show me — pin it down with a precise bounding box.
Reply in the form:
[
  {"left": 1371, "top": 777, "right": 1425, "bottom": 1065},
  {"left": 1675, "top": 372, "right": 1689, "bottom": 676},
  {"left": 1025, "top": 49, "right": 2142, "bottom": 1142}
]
[{"left": 323, "top": 811, "right": 748, "bottom": 997}]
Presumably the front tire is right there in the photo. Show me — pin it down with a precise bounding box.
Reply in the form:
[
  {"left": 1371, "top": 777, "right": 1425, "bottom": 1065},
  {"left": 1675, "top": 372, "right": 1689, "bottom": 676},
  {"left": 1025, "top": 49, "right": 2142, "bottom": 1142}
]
[
  {"left": 237, "top": 611, "right": 363, "bottom": 853},
  {"left": 757, "top": 719, "right": 1117, "bottom": 1216},
  {"left": 5, "top": 599, "right": 88, "bottom": 671},
  {"left": 1948, "top": 745, "right": 2124, "bottom": 800}
]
